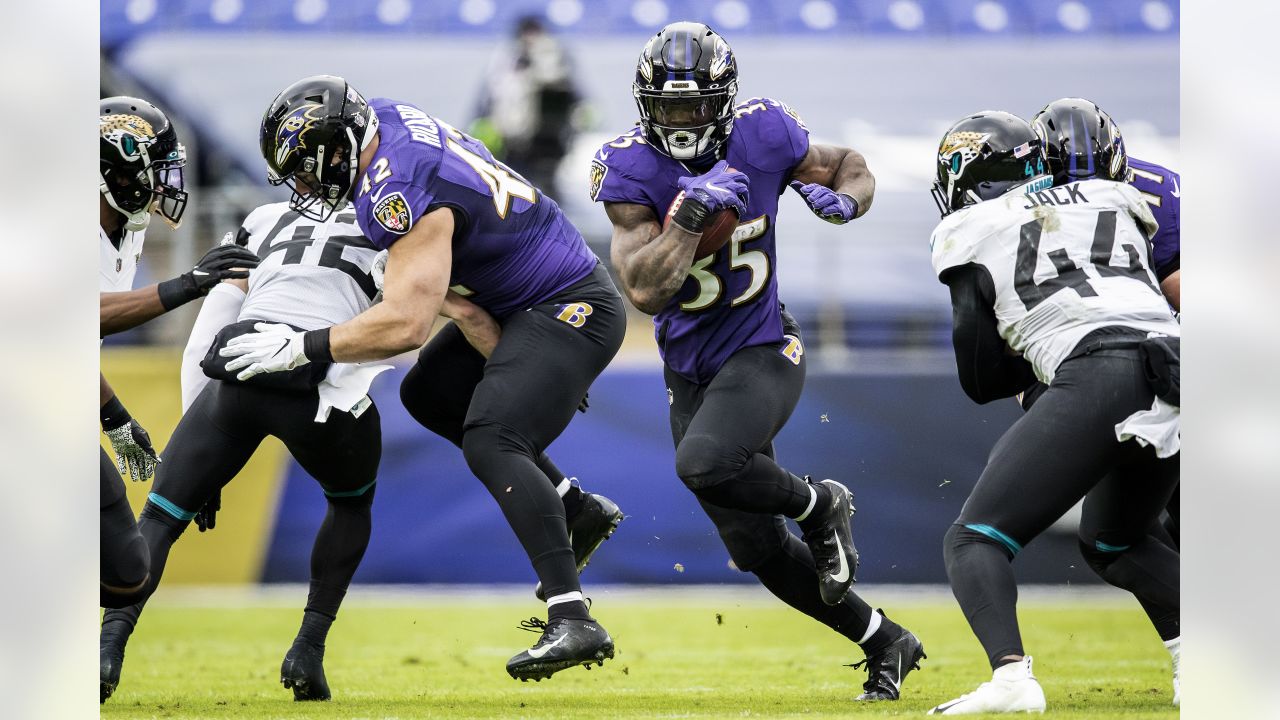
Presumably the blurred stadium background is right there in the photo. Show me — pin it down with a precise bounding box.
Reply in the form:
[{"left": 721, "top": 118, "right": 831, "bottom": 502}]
[{"left": 99, "top": 0, "right": 1178, "bottom": 588}]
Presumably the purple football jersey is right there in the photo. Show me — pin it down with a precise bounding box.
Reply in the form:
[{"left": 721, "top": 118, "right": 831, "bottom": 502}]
[
  {"left": 591, "top": 97, "right": 810, "bottom": 383},
  {"left": 353, "top": 98, "right": 598, "bottom": 318},
  {"left": 1127, "top": 156, "right": 1180, "bottom": 281}
]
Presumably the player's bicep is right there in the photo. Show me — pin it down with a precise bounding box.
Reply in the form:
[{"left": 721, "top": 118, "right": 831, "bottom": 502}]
[{"left": 382, "top": 207, "right": 453, "bottom": 318}]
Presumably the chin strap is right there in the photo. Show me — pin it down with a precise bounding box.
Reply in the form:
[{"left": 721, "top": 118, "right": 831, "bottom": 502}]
[{"left": 99, "top": 179, "right": 151, "bottom": 232}]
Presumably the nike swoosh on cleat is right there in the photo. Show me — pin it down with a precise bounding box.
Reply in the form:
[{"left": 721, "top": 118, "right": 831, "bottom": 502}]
[
  {"left": 526, "top": 633, "right": 569, "bottom": 659},
  {"left": 831, "top": 531, "right": 850, "bottom": 584}
]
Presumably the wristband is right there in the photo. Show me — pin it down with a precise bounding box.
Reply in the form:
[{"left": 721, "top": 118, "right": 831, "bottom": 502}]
[
  {"left": 841, "top": 194, "right": 860, "bottom": 220},
  {"left": 303, "top": 328, "right": 335, "bottom": 364},
  {"left": 100, "top": 395, "right": 131, "bottom": 431},
  {"left": 157, "top": 274, "right": 200, "bottom": 311},
  {"left": 670, "top": 195, "right": 712, "bottom": 234}
]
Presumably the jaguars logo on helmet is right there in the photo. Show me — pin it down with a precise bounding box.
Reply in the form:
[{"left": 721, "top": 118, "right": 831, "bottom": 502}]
[{"left": 931, "top": 111, "right": 1051, "bottom": 217}]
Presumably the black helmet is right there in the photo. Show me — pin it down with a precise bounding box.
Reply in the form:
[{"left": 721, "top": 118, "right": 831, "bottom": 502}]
[
  {"left": 1031, "top": 97, "right": 1127, "bottom": 185},
  {"left": 931, "top": 111, "right": 1051, "bottom": 217},
  {"left": 99, "top": 96, "right": 188, "bottom": 229},
  {"left": 260, "top": 75, "right": 379, "bottom": 222},
  {"left": 633, "top": 22, "right": 738, "bottom": 162}
]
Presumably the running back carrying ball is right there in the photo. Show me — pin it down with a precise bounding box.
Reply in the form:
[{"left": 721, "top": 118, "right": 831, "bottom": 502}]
[{"left": 664, "top": 189, "right": 739, "bottom": 258}]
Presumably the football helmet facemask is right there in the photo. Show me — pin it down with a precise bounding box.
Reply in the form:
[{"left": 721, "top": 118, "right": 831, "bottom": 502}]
[
  {"left": 1032, "top": 97, "right": 1128, "bottom": 185},
  {"left": 260, "top": 75, "right": 380, "bottom": 222},
  {"left": 100, "top": 96, "right": 188, "bottom": 230},
  {"left": 932, "top": 111, "right": 1052, "bottom": 217},
  {"left": 633, "top": 21, "right": 738, "bottom": 162}
]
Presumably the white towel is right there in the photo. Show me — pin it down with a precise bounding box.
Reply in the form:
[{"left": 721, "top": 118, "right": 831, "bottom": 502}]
[
  {"left": 314, "top": 362, "right": 393, "bottom": 423},
  {"left": 1115, "top": 396, "right": 1181, "bottom": 458}
]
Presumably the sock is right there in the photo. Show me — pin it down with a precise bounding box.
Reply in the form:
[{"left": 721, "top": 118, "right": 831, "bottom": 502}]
[
  {"left": 295, "top": 609, "right": 335, "bottom": 649},
  {"left": 557, "top": 477, "right": 586, "bottom": 520},
  {"left": 751, "top": 533, "right": 900, "bottom": 654},
  {"left": 546, "top": 591, "right": 592, "bottom": 622},
  {"left": 795, "top": 481, "right": 833, "bottom": 534},
  {"left": 944, "top": 524, "right": 1026, "bottom": 669}
]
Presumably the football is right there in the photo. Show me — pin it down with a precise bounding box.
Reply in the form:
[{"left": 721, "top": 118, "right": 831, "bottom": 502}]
[{"left": 664, "top": 189, "right": 740, "bottom": 259}]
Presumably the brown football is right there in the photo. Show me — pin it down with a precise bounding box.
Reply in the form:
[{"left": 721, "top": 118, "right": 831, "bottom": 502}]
[{"left": 664, "top": 189, "right": 739, "bottom": 259}]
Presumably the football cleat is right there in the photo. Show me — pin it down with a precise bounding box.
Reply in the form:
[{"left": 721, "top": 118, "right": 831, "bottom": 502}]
[
  {"left": 1168, "top": 637, "right": 1180, "bottom": 706},
  {"left": 928, "top": 656, "right": 1046, "bottom": 715},
  {"left": 852, "top": 622, "right": 926, "bottom": 701},
  {"left": 801, "top": 479, "right": 859, "bottom": 605},
  {"left": 535, "top": 492, "right": 624, "bottom": 601},
  {"left": 506, "top": 617, "right": 615, "bottom": 682},
  {"left": 99, "top": 641, "right": 124, "bottom": 704},
  {"left": 280, "top": 641, "right": 331, "bottom": 701}
]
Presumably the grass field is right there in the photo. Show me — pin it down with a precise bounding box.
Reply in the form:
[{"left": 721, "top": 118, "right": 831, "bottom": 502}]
[{"left": 101, "top": 587, "right": 1177, "bottom": 719}]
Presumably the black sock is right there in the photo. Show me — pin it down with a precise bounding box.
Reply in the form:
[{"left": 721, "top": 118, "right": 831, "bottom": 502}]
[
  {"left": 295, "top": 609, "right": 335, "bottom": 649},
  {"left": 751, "top": 533, "right": 899, "bottom": 654},
  {"left": 944, "top": 524, "right": 1025, "bottom": 669},
  {"left": 536, "top": 454, "right": 585, "bottom": 520},
  {"left": 795, "top": 480, "right": 833, "bottom": 535},
  {"left": 562, "top": 481, "right": 586, "bottom": 520},
  {"left": 547, "top": 599, "right": 592, "bottom": 623}
]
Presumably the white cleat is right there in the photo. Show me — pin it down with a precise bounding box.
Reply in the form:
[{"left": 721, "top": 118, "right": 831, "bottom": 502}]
[
  {"left": 928, "top": 656, "right": 1046, "bottom": 715},
  {"left": 1166, "top": 637, "right": 1180, "bottom": 707}
]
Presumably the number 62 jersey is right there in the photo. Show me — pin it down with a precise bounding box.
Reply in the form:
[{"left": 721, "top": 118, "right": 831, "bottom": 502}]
[{"left": 930, "top": 178, "right": 1179, "bottom": 383}]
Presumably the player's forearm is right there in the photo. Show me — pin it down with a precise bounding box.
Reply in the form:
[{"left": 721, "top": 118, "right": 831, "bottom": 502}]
[
  {"left": 326, "top": 295, "right": 441, "bottom": 363},
  {"left": 440, "top": 291, "right": 500, "bottom": 359},
  {"left": 1160, "top": 270, "right": 1180, "bottom": 312},
  {"left": 617, "top": 226, "right": 700, "bottom": 314},
  {"left": 830, "top": 148, "right": 874, "bottom": 217},
  {"left": 100, "top": 286, "right": 169, "bottom": 336},
  {"left": 100, "top": 373, "right": 115, "bottom": 408}
]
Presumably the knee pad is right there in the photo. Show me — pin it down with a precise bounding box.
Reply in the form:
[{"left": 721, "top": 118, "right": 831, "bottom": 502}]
[
  {"left": 674, "top": 433, "right": 747, "bottom": 492},
  {"left": 947, "top": 522, "right": 1021, "bottom": 561},
  {"left": 461, "top": 423, "right": 537, "bottom": 476}
]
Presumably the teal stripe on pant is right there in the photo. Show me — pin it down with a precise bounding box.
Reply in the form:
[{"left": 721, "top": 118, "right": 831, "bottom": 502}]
[
  {"left": 147, "top": 492, "right": 196, "bottom": 522},
  {"left": 964, "top": 523, "right": 1023, "bottom": 556}
]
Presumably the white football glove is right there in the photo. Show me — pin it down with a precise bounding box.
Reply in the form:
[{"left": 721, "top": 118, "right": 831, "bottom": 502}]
[
  {"left": 371, "top": 249, "right": 389, "bottom": 292},
  {"left": 219, "top": 322, "right": 309, "bottom": 381}
]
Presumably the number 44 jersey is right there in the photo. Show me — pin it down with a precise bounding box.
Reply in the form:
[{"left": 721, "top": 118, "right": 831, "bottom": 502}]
[{"left": 930, "top": 178, "right": 1179, "bottom": 384}]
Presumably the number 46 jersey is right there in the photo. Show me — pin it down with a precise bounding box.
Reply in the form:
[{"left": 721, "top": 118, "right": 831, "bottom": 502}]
[{"left": 930, "top": 178, "right": 1179, "bottom": 383}]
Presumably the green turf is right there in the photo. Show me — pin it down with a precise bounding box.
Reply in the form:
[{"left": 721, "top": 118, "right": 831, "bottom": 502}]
[{"left": 101, "top": 596, "right": 1178, "bottom": 719}]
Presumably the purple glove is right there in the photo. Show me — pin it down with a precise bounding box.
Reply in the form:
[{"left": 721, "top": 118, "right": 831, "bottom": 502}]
[
  {"left": 789, "top": 180, "right": 858, "bottom": 224},
  {"left": 677, "top": 160, "right": 750, "bottom": 217}
]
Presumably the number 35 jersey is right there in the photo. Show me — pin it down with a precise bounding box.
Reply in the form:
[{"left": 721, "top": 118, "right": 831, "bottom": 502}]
[
  {"left": 236, "top": 203, "right": 380, "bottom": 330},
  {"left": 591, "top": 98, "right": 810, "bottom": 384},
  {"left": 930, "top": 178, "right": 1179, "bottom": 383},
  {"left": 352, "top": 98, "right": 598, "bottom": 319}
]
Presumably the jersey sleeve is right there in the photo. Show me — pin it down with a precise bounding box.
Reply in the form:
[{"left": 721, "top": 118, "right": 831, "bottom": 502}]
[
  {"left": 357, "top": 179, "right": 435, "bottom": 250},
  {"left": 1149, "top": 169, "right": 1180, "bottom": 280},
  {"left": 590, "top": 142, "right": 653, "bottom": 206},
  {"left": 930, "top": 216, "right": 979, "bottom": 278},
  {"left": 734, "top": 97, "right": 811, "bottom": 174},
  {"left": 1117, "top": 182, "right": 1161, "bottom": 247}
]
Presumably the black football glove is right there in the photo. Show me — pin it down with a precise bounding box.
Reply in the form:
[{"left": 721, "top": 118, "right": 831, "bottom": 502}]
[
  {"left": 158, "top": 244, "right": 261, "bottom": 309},
  {"left": 194, "top": 489, "right": 221, "bottom": 533}
]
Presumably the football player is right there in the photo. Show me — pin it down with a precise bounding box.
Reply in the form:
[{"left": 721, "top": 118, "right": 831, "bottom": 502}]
[
  {"left": 926, "top": 111, "right": 1180, "bottom": 714},
  {"left": 223, "top": 76, "right": 625, "bottom": 681},
  {"left": 100, "top": 202, "right": 479, "bottom": 702},
  {"left": 592, "top": 22, "right": 923, "bottom": 701},
  {"left": 98, "top": 96, "right": 259, "bottom": 614},
  {"left": 1030, "top": 97, "right": 1182, "bottom": 702}
]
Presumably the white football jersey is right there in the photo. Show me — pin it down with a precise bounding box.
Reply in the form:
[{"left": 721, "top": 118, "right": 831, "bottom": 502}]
[
  {"left": 237, "top": 203, "right": 380, "bottom": 330},
  {"left": 99, "top": 226, "right": 145, "bottom": 293},
  {"left": 931, "top": 178, "right": 1179, "bottom": 383}
]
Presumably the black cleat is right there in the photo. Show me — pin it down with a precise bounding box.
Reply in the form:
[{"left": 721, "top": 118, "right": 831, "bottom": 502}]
[
  {"left": 280, "top": 641, "right": 331, "bottom": 701},
  {"left": 100, "top": 642, "right": 123, "bottom": 704},
  {"left": 852, "top": 623, "right": 926, "bottom": 701},
  {"left": 506, "top": 617, "right": 615, "bottom": 681},
  {"left": 535, "top": 492, "right": 624, "bottom": 601},
  {"left": 801, "top": 479, "right": 859, "bottom": 605}
]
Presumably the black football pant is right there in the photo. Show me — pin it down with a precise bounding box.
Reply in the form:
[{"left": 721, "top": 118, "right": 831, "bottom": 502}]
[
  {"left": 665, "top": 316, "right": 889, "bottom": 652},
  {"left": 101, "top": 448, "right": 150, "bottom": 609},
  {"left": 946, "top": 346, "right": 1180, "bottom": 668},
  {"left": 400, "top": 263, "right": 625, "bottom": 602},
  {"left": 100, "top": 380, "right": 381, "bottom": 646}
]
